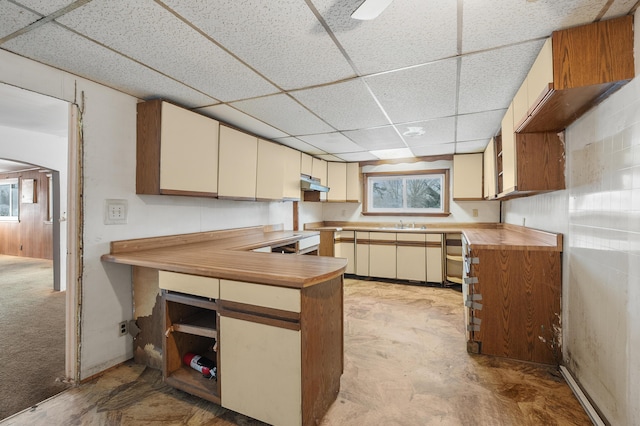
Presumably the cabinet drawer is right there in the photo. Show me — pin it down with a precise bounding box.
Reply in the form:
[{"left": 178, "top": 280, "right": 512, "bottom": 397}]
[
  {"left": 298, "top": 234, "right": 320, "bottom": 251},
  {"left": 220, "top": 280, "right": 300, "bottom": 313},
  {"left": 426, "top": 234, "right": 443, "bottom": 244},
  {"left": 396, "top": 233, "right": 426, "bottom": 243},
  {"left": 159, "top": 271, "right": 219, "bottom": 299}
]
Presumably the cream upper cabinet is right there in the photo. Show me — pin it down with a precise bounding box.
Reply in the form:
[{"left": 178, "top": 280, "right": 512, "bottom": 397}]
[
  {"left": 483, "top": 138, "right": 497, "bottom": 200},
  {"left": 500, "top": 104, "right": 517, "bottom": 195},
  {"left": 452, "top": 153, "right": 483, "bottom": 200},
  {"left": 426, "top": 234, "right": 443, "bottom": 284},
  {"left": 282, "top": 146, "right": 301, "bottom": 201},
  {"left": 346, "top": 162, "right": 361, "bottom": 203},
  {"left": 300, "top": 153, "right": 313, "bottom": 176},
  {"left": 256, "top": 139, "right": 285, "bottom": 201},
  {"left": 369, "top": 232, "right": 396, "bottom": 279},
  {"left": 312, "top": 158, "right": 328, "bottom": 201},
  {"left": 526, "top": 38, "right": 553, "bottom": 115},
  {"left": 218, "top": 125, "right": 258, "bottom": 200},
  {"left": 512, "top": 79, "right": 529, "bottom": 129},
  {"left": 396, "top": 233, "right": 426, "bottom": 282},
  {"left": 327, "top": 162, "right": 347, "bottom": 202}
]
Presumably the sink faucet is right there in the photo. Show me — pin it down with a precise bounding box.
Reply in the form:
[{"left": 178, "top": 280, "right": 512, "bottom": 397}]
[{"left": 399, "top": 220, "right": 403, "bottom": 229}]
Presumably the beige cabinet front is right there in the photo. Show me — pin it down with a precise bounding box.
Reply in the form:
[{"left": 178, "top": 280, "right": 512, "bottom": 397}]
[
  {"left": 256, "top": 139, "right": 285, "bottom": 201},
  {"left": 220, "top": 315, "right": 302, "bottom": 426},
  {"left": 483, "top": 138, "right": 497, "bottom": 199},
  {"left": 369, "top": 232, "right": 396, "bottom": 279},
  {"left": 426, "top": 234, "right": 443, "bottom": 283},
  {"left": 300, "top": 153, "right": 313, "bottom": 176},
  {"left": 500, "top": 104, "right": 517, "bottom": 195},
  {"left": 355, "top": 232, "right": 370, "bottom": 276},
  {"left": 218, "top": 125, "right": 258, "bottom": 200},
  {"left": 327, "top": 162, "right": 347, "bottom": 202},
  {"left": 312, "top": 158, "right": 328, "bottom": 201},
  {"left": 160, "top": 101, "right": 219, "bottom": 195},
  {"left": 396, "top": 233, "right": 426, "bottom": 281},
  {"left": 346, "top": 162, "right": 361, "bottom": 202},
  {"left": 335, "top": 231, "right": 355, "bottom": 274},
  {"left": 453, "top": 153, "right": 484, "bottom": 200},
  {"left": 283, "top": 146, "right": 301, "bottom": 200}
]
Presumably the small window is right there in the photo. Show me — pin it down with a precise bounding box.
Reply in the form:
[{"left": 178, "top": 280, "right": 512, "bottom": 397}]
[
  {"left": 0, "top": 178, "right": 19, "bottom": 221},
  {"left": 363, "top": 170, "right": 450, "bottom": 216}
]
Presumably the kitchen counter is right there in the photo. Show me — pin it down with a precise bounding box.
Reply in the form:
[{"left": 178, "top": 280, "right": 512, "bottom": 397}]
[{"left": 101, "top": 226, "right": 347, "bottom": 288}]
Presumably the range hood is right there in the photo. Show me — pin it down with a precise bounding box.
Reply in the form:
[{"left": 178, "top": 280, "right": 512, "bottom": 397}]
[{"left": 300, "top": 175, "right": 330, "bottom": 192}]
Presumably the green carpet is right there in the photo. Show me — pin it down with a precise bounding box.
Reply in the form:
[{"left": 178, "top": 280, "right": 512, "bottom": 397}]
[{"left": 0, "top": 255, "right": 69, "bottom": 420}]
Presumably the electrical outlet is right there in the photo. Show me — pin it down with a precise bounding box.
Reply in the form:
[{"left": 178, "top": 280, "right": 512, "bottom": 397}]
[
  {"left": 472, "top": 209, "right": 478, "bottom": 217},
  {"left": 119, "top": 321, "right": 128, "bottom": 336},
  {"left": 105, "top": 199, "right": 128, "bottom": 225}
]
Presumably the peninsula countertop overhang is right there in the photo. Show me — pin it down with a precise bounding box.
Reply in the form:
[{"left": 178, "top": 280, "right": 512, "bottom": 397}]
[{"left": 101, "top": 227, "right": 347, "bottom": 288}]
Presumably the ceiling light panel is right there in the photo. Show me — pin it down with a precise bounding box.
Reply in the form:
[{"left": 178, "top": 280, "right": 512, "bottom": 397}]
[
  {"left": 462, "top": 0, "right": 604, "bottom": 53},
  {"left": 2, "top": 23, "right": 218, "bottom": 107},
  {"left": 456, "top": 110, "right": 505, "bottom": 142},
  {"left": 55, "top": 0, "right": 278, "bottom": 103},
  {"left": 297, "top": 132, "right": 367, "bottom": 154},
  {"left": 14, "top": 0, "right": 78, "bottom": 16},
  {"left": 455, "top": 139, "right": 490, "bottom": 153},
  {"left": 335, "top": 151, "right": 379, "bottom": 162},
  {"left": 273, "top": 137, "right": 327, "bottom": 155},
  {"left": 397, "top": 117, "right": 456, "bottom": 147},
  {"left": 231, "top": 94, "right": 334, "bottom": 136},
  {"left": 370, "top": 148, "right": 414, "bottom": 159},
  {"left": 291, "top": 79, "right": 389, "bottom": 130},
  {"left": 196, "top": 104, "right": 288, "bottom": 140},
  {"left": 311, "top": 0, "right": 457, "bottom": 75},
  {"left": 365, "top": 59, "right": 458, "bottom": 123},
  {"left": 458, "top": 40, "right": 543, "bottom": 114},
  {"left": 163, "top": 0, "right": 355, "bottom": 91},
  {"left": 0, "top": 1, "right": 40, "bottom": 38},
  {"left": 411, "top": 143, "right": 456, "bottom": 157},
  {"left": 342, "top": 126, "right": 405, "bottom": 150}
]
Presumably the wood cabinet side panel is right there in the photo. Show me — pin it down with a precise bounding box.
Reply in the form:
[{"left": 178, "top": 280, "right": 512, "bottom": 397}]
[
  {"left": 516, "top": 132, "right": 565, "bottom": 192},
  {"left": 136, "top": 100, "right": 162, "bottom": 194}
]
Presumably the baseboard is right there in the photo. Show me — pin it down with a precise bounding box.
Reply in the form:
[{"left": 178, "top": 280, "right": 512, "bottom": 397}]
[{"left": 559, "top": 365, "right": 605, "bottom": 426}]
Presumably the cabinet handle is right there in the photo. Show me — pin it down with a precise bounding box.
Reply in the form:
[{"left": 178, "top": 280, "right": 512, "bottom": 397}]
[
  {"left": 165, "top": 326, "right": 174, "bottom": 337},
  {"left": 463, "top": 277, "right": 478, "bottom": 285},
  {"left": 465, "top": 301, "right": 483, "bottom": 310},
  {"left": 466, "top": 324, "right": 481, "bottom": 332}
]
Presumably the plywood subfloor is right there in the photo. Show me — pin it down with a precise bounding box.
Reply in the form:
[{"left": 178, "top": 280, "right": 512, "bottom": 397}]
[{"left": 1, "top": 279, "right": 590, "bottom": 425}]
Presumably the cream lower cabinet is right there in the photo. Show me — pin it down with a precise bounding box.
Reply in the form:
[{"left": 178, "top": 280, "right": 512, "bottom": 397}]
[
  {"left": 335, "top": 231, "right": 355, "bottom": 274},
  {"left": 220, "top": 316, "right": 302, "bottom": 426},
  {"left": 396, "top": 233, "right": 426, "bottom": 281},
  {"left": 369, "top": 232, "right": 397, "bottom": 279},
  {"left": 355, "top": 232, "right": 370, "bottom": 276},
  {"left": 426, "top": 234, "right": 443, "bottom": 284}
]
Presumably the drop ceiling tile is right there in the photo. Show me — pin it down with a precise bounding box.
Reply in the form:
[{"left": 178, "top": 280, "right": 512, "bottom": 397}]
[
  {"left": 298, "top": 132, "right": 366, "bottom": 154},
  {"left": 365, "top": 59, "right": 458, "bottom": 123},
  {"left": 196, "top": 104, "right": 288, "bottom": 140},
  {"left": 342, "top": 126, "right": 405, "bottom": 150},
  {"left": 398, "top": 117, "right": 456, "bottom": 147},
  {"left": 317, "top": 154, "right": 344, "bottom": 162},
  {"left": 0, "top": 1, "right": 40, "bottom": 39},
  {"left": 163, "top": 0, "right": 355, "bottom": 90},
  {"left": 456, "top": 140, "right": 489, "bottom": 154},
  {"left": 311, "top": 0, "right": 458, "bottom": 75},
  {"left": 13, "top": 0, "right": 77, "bottom": 15},
  {"left": 457, "top": 110, "right": 505, "bottom": 142},
  {"left": 411, "top": 143, "right": 456, "bottom": 157},
  {"left": 291, "top": 79, "right": 388, "bottom": 130},
  {"left": 2, "top": 23, "right": 217, "bottom": 107},
  {"left": 462, "top": 0, "right": 604, "bottom": 52},
  {"left": 55, "top": 0, "right": 278, "bottom": 102},
  {"left": 231, "top": 94, "right": 334, "bottom": 136},
  {"left": 603, "top": 0, "right": 637, "bottom": 19},
  {"left": 335, "top": 152, "right": 379, "bottom": 162},
  {"left": 458, "top": 40, "right": 544, "bottom": 115},
  {"left": 273, "top": 137, "right": 326, "bottom": 156}
]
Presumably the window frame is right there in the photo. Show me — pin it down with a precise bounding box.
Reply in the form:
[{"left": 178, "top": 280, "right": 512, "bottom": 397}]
[
  {"left": 0, "top": 177, "right": 20, "bottom": 222},
  {"left": 362, "top": 170, "right": 450, "bottom": 217}
]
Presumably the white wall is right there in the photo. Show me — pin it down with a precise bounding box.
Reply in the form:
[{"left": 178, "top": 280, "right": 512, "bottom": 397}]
[
  {"left": 0, "top": 124, "right": 68, "bottom": 290},
  {"left": 0, "top": 49, "right": 294, "bottom": 379},
  {"left": 502, "top": 14, "right": 640, "bottom": 424},
  {"left": 321, "top": 160, "right": 500, "bottom": 224}
]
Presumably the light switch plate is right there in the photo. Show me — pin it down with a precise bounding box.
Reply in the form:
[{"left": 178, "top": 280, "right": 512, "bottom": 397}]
[{"left": 104, "top": 199, "right": 128, "bottom": 225}]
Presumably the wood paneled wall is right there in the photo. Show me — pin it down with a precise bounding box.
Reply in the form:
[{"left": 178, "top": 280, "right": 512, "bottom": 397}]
[{"left": 0, "top": 170, "right": 53, "bottom": 259}]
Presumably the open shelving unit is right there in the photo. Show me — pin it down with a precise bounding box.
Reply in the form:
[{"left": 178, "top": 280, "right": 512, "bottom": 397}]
[{"left": 445, "top": 233, "right": 463, "bottom": 286}]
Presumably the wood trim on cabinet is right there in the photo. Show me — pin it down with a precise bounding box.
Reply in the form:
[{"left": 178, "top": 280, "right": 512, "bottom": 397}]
[
  {"left": 161, "top": 189, "right": 217, "bottom": 197},
  {"left": 219, "top": 300, "right": 301, "bottom": 323},
  {"left": 136, "top": 99, "right": 162, "bottom": 195},
  {"left": 219, "top": 307, "right": 301, "bottom": 331}
]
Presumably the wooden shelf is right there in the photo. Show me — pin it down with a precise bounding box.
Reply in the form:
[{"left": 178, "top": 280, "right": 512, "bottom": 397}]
[
  {"left": 166, "top": 364, "right": 220, "bottom": 404},
  {"left": 446, "top": 275, "right": 463, "bottom": 285},
  {"left": 172, "top": 312, "right": 217, "bottom": 339},
  {"left": 446, "top": 254, "right": 463, "bottom": 262}
]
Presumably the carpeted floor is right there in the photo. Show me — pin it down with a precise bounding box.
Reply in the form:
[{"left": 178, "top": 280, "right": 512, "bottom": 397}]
[{"left": 0, "top": 255, "right": 70, "bottom": 420}]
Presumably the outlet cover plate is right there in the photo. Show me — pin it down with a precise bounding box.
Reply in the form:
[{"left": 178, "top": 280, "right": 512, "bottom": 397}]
[{"left": 105, "top": 199, "right": 128, "bottom": 225}]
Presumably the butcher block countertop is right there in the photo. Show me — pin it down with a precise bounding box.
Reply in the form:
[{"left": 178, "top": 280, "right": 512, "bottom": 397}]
[
  {"left": 101, "top": 226, "right": 347, "bottom": 288},
  {"left": 305, "top": 221, "right": 562, "bottom": 252}
]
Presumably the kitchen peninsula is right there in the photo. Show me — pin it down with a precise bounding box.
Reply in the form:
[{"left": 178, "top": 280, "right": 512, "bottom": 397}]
[{"left": 102, "top": 225, "right": 346, "bottom": 426}]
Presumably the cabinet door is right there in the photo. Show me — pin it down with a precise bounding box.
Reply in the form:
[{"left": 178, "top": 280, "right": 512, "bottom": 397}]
[
  {"left": 218, "top": 126, "right": 258, "bottom": 200},
  {"left": 283, "top": 146, "right": 301, "bottom": 200},
  {"left": 355, "top": 232, "right": 369, "bottom": 276},
  {"left": 346, "top": 162, "right": 361, "bottom": 202},
  {"left": 335, "top": 231, "right": 355, "bottom": 274},
  {"left": 501, "top": 104, "right": 517, "bottom": 195},
  {"left": 453, "top": 153, "right": 484, "bottom": 200},
  {"left": 369, "top": 233, "right": 396, "bottom": 279},
  {"left": 512, "top": 79, "right": 529, "bottom": 129},
  {"left": 220, "top": 315, "right": 301, "bottom": 426},
  {"left": 426, "top": 234, "right": 443, "bottom": 284},
  {"left": 160, "top": 102, "right": 219, "bottom": 195},
  {"left": 527, "top": 38, "right": 553, "bottom": 111},
  {"left": 256, "top": 139, "right": 284, "bottom": 201},
  {"left": 300, "top": 153, "right": 313, "bottom": 176},
  {"left": 483, "top": 138, "right": 496, "bottom": 199},
  {"left": 396, "top": 234, "right": 426, "bottom": 281},
  {"left": 312, "top": 158, "right": 328, "bottom": 201},
  {"left": 327, "top": 162, "right": 347, "bottom": 202}
]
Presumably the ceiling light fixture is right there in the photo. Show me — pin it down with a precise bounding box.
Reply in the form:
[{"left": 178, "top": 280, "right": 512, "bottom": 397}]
[
  {"left": 370, "top": 148, "right": 414, "bottom": 160},
  {"left": 402, "top": 126, "right": 426, "bottom": 137},
  {"left": 351, "top": 0, "right": 394, "bottom": 20}
]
